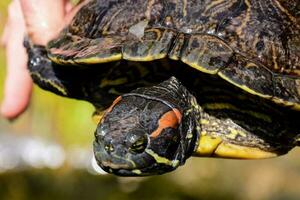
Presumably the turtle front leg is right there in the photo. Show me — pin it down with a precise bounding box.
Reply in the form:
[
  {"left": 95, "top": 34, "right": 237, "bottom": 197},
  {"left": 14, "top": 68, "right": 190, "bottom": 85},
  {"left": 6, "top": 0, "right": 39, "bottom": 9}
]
[
  {"left": 24, "top": 38, "right": 116, "bottom": 110},
  {"left": 24, "top": 38, "right": 70, "bottom": 97}
]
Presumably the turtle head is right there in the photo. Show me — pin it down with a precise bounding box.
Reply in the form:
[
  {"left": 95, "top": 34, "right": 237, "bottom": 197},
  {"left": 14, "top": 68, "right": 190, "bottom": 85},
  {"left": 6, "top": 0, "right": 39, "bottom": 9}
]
[{"left": 93, "top": 91, "right": 196, "bottom": 176}]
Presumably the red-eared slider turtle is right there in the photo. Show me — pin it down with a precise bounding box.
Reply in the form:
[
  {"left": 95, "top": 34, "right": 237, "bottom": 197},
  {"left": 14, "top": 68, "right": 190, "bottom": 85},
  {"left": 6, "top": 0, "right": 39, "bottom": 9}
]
[{"left": 25, "top": 0, "right": 300, "bottom": 176}]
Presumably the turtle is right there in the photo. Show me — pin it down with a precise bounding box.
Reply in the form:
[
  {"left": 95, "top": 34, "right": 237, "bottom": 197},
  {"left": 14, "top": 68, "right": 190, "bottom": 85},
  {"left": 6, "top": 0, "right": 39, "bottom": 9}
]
[{"left": 25, "top": 0, "right": 300, "bottom": 176}]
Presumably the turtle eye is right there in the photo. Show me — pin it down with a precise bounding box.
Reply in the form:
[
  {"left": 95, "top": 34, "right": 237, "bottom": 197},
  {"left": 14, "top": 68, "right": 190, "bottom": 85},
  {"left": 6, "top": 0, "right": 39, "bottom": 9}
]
[
  {"left": 127, "top": 131, "right": 148, "bottom": 154},
  {"left": 131, "top": 137, "right": 148, "bottom": 153}
]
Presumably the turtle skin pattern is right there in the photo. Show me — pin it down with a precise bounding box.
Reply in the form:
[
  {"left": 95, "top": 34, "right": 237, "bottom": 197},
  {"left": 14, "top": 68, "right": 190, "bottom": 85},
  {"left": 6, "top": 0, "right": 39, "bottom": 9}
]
[{"left": 48, "top": 0, "right": 300, "bottom": 109}]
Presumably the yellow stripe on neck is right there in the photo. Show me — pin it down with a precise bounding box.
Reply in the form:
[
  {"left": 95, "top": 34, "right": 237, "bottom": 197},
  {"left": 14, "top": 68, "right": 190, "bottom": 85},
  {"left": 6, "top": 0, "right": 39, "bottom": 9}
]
[{"left": 194, "top": 135, "right": 278, "bottom": 159}]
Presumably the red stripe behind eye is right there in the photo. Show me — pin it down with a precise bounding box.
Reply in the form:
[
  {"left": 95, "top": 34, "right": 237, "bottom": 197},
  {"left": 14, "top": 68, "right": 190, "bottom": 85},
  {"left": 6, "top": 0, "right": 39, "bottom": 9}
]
[{"left": 150, "top": 108, "right": 182, "bottom": 138}]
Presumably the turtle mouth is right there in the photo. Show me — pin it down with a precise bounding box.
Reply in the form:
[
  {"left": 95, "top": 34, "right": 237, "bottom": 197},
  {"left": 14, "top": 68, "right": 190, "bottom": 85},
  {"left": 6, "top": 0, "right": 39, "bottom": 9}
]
[
  {"left": 99, "top": 162, "right": 174, "bottom": 176},
  {"left": 93, "top": 141, "right": 175, "bottom": 176},
  {"left": 93, "top": 141, "right": 136, "bottom": 170},
  {"left": 100, "top": 160, "right": 134, "bottom": 170}
]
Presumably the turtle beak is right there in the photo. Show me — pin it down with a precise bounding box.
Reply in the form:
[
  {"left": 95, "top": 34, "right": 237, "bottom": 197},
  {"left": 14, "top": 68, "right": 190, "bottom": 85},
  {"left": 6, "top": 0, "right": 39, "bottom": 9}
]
[{"left": 194, "top": 135, "right": 278, "bottom": 159}]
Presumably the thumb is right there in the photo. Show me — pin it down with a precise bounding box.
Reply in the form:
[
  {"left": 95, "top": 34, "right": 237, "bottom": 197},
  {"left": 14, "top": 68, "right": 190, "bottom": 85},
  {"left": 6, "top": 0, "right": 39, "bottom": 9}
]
[{"left": 20, "top": 0, "right": 67, "bottom": 45}]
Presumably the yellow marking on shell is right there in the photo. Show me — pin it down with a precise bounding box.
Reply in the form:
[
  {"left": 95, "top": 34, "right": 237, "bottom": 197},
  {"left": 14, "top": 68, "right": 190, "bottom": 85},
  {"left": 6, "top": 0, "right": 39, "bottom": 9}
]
[
  {"left": 168, "top": 33, "right": 185, "bottom": 60},
  {"left": 74, "top": 54, "right": 122, "bottom": 64},
  {"left": 271, "top": 44, "right": 279, "bottom": 70},
  {"left": 182, "top": 0, "right": 187, "bottom": 17},
  {"left": 297, "top": 79, "right": 300, "bottom": 96},
  {"left": 219, "top": 72, "right": 300, "bottom": 110},
  {"left": 226, "top": 128, "right": 246, "bottom": 140},
  {"left": 273, "top": 0, "right": 298, "bottom": 24},
  {"left": 49, "top": 56, "right": 77, "bottom": 65},
  {"left": 145, "top": 149, "right": 179, "bottom": 167},
  {"left": 100, "top": 77, "right": 128, "bottom": 88},
  {"left": 169, "top": 54, "right": 180, "bottom": 60},
  {"left": 252, "top": 33, "right": 260, "bottom": 52},
  {"left": 175, "top": 0, "right": 179, "bottom": 14},
  {"left": 245, "top": 62, "right": 258, "bottom": 68},
  {"left": 205, "top": 0, "right": 226, "bottom": 12},
  {"left": 123, "top": 53, "right": 167, "bottom": 61},
  {"left": 164, "top": 16, "right": 173, "bottom": 26},
  {"left": 30, "top": 72, "right": 67, "bottom": 95},
  {"left": 124, "top": 28, "right": 165, "bottom": 60},
  {"left": 218, "top": 72, "right": 272, "bottom": 98},
  {"left": 146, "top": 0, "right": 156, "bottom": 20},
  {"left": 203, "top": 103, "right": 272, "bottom": 123},
  {"left": 195, "top": 135, "right": 222, "bottom": 156},
  {"left": 236, "top": 0, "right": 251, "bottom": 35},
  {"left": 146, "top": 28, "right": 163, "bottom": 40},
  {"left": 294, "top": 70, "right": 300, "bottom": 76},
  {"left": 204, "top": 1, "right": 235, "bottom": 19},
  {"left": 272, "top": 97, "right": 300, "bottom": 111},
  {"left": 181, "top": 58, "right": 219, "bottom": 74},
  {"left": 132, "top": 169, "right": 142, "bottom": 175},
  {"left": 194, "top": 135, "right": 278, "bottom": 159},
  {"left": 102, "top": 9, "right": 123, "bottom": 35}
]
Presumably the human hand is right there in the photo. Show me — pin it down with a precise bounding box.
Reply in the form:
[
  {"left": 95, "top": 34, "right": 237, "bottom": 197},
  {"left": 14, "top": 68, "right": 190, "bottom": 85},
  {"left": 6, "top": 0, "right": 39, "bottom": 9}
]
[{"left": 1, "top": 0, "right": 78, "bottom": 120}]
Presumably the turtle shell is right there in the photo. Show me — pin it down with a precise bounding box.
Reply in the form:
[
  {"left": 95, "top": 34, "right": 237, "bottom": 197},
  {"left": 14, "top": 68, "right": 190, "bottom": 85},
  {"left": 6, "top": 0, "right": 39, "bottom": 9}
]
[{"left": 47, "top": 0, "right": 300, "bottom": 109}]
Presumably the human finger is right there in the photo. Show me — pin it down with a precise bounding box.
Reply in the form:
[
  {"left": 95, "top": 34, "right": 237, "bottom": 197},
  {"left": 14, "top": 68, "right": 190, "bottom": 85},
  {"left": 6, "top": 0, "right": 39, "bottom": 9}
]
[
  {"left": 20, "top": 0, "right": 67, "bottom": 45},
  {"left": 1, "top": 0, "right": 33, "bottom": 119}
]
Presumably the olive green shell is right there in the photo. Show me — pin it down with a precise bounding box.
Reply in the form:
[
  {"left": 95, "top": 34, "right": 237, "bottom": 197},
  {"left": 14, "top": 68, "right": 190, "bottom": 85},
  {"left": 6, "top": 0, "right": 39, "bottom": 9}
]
[{"left": 47, "top": 0, "right": 300, "bottom": 109}]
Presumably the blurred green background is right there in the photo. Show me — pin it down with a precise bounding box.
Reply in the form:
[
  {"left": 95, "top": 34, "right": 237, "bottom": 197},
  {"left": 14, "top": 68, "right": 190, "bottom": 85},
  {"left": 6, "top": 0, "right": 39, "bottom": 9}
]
[{"left": 1, "top": 1, "right": 300, "bottom": 200}]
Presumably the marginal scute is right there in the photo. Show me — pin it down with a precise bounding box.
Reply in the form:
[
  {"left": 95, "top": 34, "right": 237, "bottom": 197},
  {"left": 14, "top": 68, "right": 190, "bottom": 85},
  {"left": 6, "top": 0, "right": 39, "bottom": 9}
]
[
  {"left": 218, "top": 54, "right": 274, "bottom": 99},
  {"left": 123, "top": 28, "right": 177, "bottom": 61},
  {"left": 180, "top": 34, "right": 233, "bottom": 74},
  {"left": 168, "top": 33, "right": 185, "bottom": 60},
  {"left": 273, "top": 76, "right": 300, "bottom": 109},
  {"left": 48, "top": 35, "right": 124, "bottom": 65}
]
